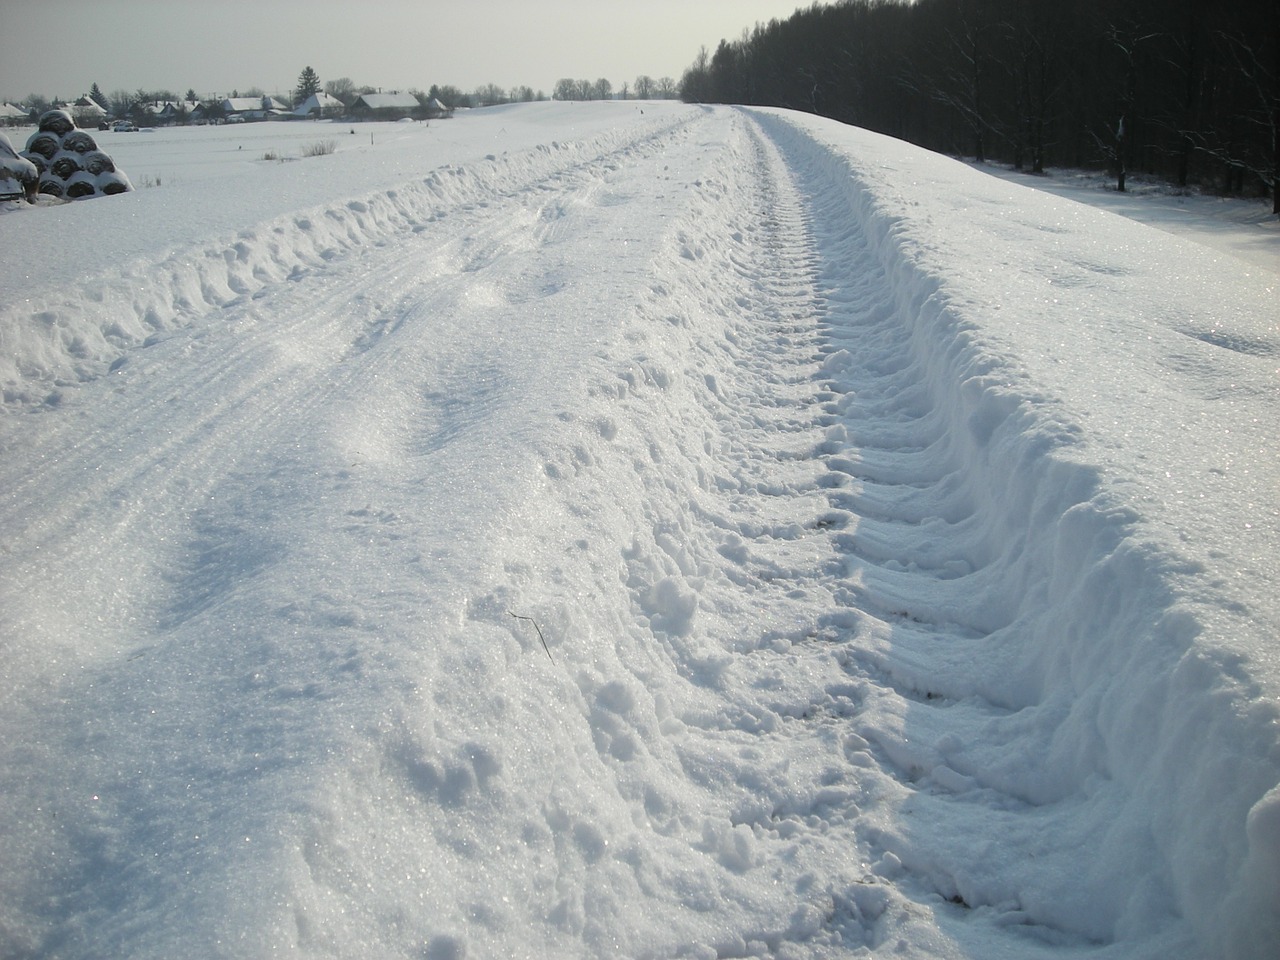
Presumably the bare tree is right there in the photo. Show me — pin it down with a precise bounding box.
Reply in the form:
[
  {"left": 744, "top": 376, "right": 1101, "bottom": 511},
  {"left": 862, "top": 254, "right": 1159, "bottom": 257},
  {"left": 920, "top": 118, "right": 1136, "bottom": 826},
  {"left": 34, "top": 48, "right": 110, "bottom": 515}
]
[
  {"left": 474, "top": 83, "right": 507, "bottom": 107},
  {"left": 325, "top": 77, "right": 356, "bottom": 105},
  {"left": 109, "top": 89, "right": 132, "bottom": 118},
  {"left": 1200, "top": 26, "right": 1280, "bottom": 212},
  {"left": 1100, "top": 21, "right": 1161, "bottom": 192}
]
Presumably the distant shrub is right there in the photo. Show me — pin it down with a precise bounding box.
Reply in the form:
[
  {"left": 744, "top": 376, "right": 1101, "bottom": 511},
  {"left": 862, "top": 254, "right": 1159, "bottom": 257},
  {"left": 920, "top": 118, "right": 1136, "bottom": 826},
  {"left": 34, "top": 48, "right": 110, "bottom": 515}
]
[{"left": 303, "top": 140, "right": 336, "bottom": 157}]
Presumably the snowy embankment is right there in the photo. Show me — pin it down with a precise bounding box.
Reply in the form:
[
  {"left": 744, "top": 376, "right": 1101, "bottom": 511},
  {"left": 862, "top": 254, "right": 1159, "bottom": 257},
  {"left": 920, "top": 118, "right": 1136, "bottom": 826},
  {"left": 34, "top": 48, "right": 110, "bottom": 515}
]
[{"left": 0, "top": 104, "right": 1276, "bottom": 959}]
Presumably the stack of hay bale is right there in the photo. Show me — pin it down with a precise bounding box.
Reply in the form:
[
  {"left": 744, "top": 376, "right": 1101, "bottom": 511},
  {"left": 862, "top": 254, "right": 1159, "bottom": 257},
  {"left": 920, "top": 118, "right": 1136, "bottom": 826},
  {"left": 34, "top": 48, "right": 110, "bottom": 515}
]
[{"left": 20, "top": 108, "right": 132, "bottom": 201}]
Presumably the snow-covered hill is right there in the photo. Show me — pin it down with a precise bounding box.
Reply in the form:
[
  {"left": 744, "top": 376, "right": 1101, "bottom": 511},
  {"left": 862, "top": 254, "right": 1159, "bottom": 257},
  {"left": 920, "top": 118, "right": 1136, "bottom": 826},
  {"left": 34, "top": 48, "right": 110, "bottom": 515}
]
[{"left": 1, "top": 103, "right": 1276, "bottom": 960}]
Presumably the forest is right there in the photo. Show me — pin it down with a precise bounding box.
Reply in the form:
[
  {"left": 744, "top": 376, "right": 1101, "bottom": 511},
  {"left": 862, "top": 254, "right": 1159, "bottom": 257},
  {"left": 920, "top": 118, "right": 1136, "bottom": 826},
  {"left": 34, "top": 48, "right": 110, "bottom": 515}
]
[{"left": 679, "top": 0, "right": 1279, "bottom": 210}]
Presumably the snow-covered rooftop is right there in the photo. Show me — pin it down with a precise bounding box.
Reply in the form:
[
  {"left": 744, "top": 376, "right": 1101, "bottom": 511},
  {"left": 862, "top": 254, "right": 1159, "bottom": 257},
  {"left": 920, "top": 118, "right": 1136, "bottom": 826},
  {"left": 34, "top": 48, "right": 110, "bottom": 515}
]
[
  {"left": 352, "top": 91, "right": 419, "bottom": 111},
  {"left": 292, "top": 92, "right": 345, "bottom": 116}
]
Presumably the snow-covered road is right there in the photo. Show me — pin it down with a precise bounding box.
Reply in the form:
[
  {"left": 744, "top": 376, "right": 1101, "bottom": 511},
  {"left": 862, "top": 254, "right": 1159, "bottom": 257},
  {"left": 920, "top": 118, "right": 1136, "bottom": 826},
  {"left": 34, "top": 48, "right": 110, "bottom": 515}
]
[{"left": 1, "top": 104, "right": 1276, "bottom": 959}]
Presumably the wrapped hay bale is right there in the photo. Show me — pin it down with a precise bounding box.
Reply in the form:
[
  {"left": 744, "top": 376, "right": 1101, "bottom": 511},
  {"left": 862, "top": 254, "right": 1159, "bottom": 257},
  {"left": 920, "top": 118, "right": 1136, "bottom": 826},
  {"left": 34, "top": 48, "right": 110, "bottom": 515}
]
[
  {"left": 65, "top": 170, "right": 98, "bottom": 199},
  {"left": 37, "top": 108, "right": 75, "bottom": 136},
  {"left": 61, "top": 130, "right": 97, "bottom": 154},
  {"left": 49, "top": 150, "right": 83, "bottom": 180},
  {"left": 24, "top": 131, "right": 60, "bottom": 160},
  {"left": 96, "top": 170, "right": 131, "bottom": 195},
  {"left": 82, "top": 150, "right": 115, "bottom": 175},
  {"left": 38, "top": 175, "right": 66, "bottom": 198}
]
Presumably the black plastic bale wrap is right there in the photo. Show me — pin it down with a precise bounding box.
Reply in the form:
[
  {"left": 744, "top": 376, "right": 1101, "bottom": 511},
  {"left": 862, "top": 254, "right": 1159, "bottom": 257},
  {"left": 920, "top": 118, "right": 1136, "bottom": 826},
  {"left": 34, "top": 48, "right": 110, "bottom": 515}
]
[
  {"left": 24, "top": 131, "right": 60, "bottom": 160},
  {"left": 37, "top": 109, "right": 75, "bottom": 136},
  {"left": 37, "top": 175, "right": 65, "bottom": 198},
  {"left": 82, "top": 150, "right": 115, "bottom": 175},
  {"left": 97, "top": 170, "right": 130, "bottom": 195},
  {"left": 61, "top": 130, "right": 98, "bottom": 154},
  {"left": 65, "top": 171, "right": 97, "bottom": 199},
  {"left": 49, "top": 150, "right": 83, "bottom": 180}
]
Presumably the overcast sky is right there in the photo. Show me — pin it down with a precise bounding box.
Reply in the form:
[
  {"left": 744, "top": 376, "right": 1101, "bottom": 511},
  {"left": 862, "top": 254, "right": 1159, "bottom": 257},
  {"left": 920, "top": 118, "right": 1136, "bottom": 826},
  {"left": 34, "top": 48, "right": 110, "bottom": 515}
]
[{"left": 2, "top": 0, "right": 810, "bottom": 102}]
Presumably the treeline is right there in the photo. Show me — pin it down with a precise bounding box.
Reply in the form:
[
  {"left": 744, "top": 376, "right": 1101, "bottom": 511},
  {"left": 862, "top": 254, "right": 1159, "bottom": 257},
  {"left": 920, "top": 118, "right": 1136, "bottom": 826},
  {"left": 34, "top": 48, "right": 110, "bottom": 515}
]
[
  {"left": 680, "top": 0, "right": 1279, "bottom": 209},
  {"left": 552, "top": 76, "right": 680, "bottom": 101}
]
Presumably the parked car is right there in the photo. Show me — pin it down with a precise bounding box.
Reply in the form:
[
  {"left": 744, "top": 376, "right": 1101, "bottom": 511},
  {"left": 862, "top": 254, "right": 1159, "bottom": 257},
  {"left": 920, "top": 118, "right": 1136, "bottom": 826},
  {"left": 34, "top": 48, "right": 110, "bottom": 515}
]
[{"left": 113, "top": 120, "right": 137, "bottom": 132}]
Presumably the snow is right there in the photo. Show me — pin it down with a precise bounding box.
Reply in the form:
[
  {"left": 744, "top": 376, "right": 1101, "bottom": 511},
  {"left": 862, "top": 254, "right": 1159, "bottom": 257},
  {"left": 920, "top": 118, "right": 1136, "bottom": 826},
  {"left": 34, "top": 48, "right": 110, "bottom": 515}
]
[
  {"left": 979, "top": 163, "right": 1280, "bottom": 276},
  {"left": 0, "top": 102, "right": 1276, "bottom": 959},
  {"left": 0, "top": 131, "right": 37, "bottom": 185}
]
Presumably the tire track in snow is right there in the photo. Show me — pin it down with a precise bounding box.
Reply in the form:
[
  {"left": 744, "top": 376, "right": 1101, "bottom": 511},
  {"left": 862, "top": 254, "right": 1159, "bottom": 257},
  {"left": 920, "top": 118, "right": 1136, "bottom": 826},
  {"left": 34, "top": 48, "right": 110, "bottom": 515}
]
[
  {"left": 759, "top": 122, "right": 1081, "bottom": 936},
  {"left": 585, "top": 106, "right": 1136, "bottom": 955},
  {"left": 725, "top": 115, "right": 1031, "bottom": 947},
  {"left": 742, "top": 109, "right": 1199, "bottom": 953},
  {"left": 568, "top": 111, "right": 966, "bottom": 954}
]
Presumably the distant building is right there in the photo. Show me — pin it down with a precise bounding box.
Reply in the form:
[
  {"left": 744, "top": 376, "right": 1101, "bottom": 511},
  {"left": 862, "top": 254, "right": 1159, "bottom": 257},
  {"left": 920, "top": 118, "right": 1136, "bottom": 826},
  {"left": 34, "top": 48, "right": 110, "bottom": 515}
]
[
  {"left": 0, "top": 102, "right": 28, "bottom": 126},
  {"left": 220, "top": 96, "right": 288, "bottom": 122},
  {"left": 133, "top": 100, "right": 201, "bottom": 125},
  {"left": 293, "top": 92, "right": 346, "bottom": 119},
  {"left": 70, "top": 95, "right": 107, "bottom": 125},
  {"left": 350, "top": 92, "right": 420, "bottom": 120}
]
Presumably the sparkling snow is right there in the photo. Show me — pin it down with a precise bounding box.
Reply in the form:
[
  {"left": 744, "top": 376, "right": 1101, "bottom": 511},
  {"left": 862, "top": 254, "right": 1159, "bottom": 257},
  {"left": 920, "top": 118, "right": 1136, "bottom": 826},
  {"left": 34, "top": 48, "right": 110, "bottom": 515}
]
[{"left": 0, "top": 103, "right": 1276, "bottom": 959}]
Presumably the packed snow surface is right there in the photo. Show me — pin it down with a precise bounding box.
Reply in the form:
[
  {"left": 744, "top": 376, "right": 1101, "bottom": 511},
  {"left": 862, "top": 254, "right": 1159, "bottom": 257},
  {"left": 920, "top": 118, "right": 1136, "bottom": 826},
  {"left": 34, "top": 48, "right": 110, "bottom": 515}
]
[{"left": 1, "top": 103, "right": 1277, "bottom": 959}]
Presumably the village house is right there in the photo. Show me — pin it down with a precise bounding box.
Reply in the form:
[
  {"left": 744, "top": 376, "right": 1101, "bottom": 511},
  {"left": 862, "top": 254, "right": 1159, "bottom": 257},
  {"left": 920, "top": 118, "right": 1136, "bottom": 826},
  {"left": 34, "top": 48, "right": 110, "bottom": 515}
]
[
  {"left": 131, "top": 100, "right": 202, "bottom": 126},
  {"left": 349, "top": 92, "right": 420, "bottom": 121},
  {"left": 292, "top": 92, "right": 346, "bottom": 119},
  {"left": 0, "top": 101, "right": 28, "bottom": 126},
  {"left": 69, "top": 95, "right": 107, "bottom": 126},
  {"left": 220, "top": 95, "right": 289, "bottom": 122}
]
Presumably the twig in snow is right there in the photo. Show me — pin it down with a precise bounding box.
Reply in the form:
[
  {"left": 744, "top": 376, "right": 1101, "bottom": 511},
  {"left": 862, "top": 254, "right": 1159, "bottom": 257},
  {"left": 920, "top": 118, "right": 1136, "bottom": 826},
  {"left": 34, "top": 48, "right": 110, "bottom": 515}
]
[{"left": 509, "top": 612, "right": 554, "bottom": 663}]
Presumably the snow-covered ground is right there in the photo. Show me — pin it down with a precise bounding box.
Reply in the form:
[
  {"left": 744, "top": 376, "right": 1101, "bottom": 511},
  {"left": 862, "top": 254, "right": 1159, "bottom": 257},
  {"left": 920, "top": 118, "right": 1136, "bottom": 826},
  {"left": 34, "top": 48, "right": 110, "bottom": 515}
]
[
  {"left": 980, "top": 161, "right": 1280, "bottom": 276},
  {"left": 0, "top": 103, "right": 1276, "bottom": 960}
]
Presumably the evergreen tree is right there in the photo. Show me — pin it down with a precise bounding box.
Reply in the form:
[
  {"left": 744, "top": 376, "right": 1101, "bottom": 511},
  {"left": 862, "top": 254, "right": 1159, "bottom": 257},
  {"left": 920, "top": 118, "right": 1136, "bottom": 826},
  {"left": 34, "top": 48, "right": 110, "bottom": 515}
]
[
  {"left": 294, "top": 66, "right": 321, "bottom": 104},
  {"left": 89, "top": 83, "right": 109, "bottom": 110}
]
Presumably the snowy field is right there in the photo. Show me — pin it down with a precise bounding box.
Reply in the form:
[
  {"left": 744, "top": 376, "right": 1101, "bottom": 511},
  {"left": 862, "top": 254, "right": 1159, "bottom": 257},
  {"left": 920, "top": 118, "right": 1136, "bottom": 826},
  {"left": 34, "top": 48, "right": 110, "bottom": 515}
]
[{"left": 0, "top": 103, "right": 1277, "bottom": 959}]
